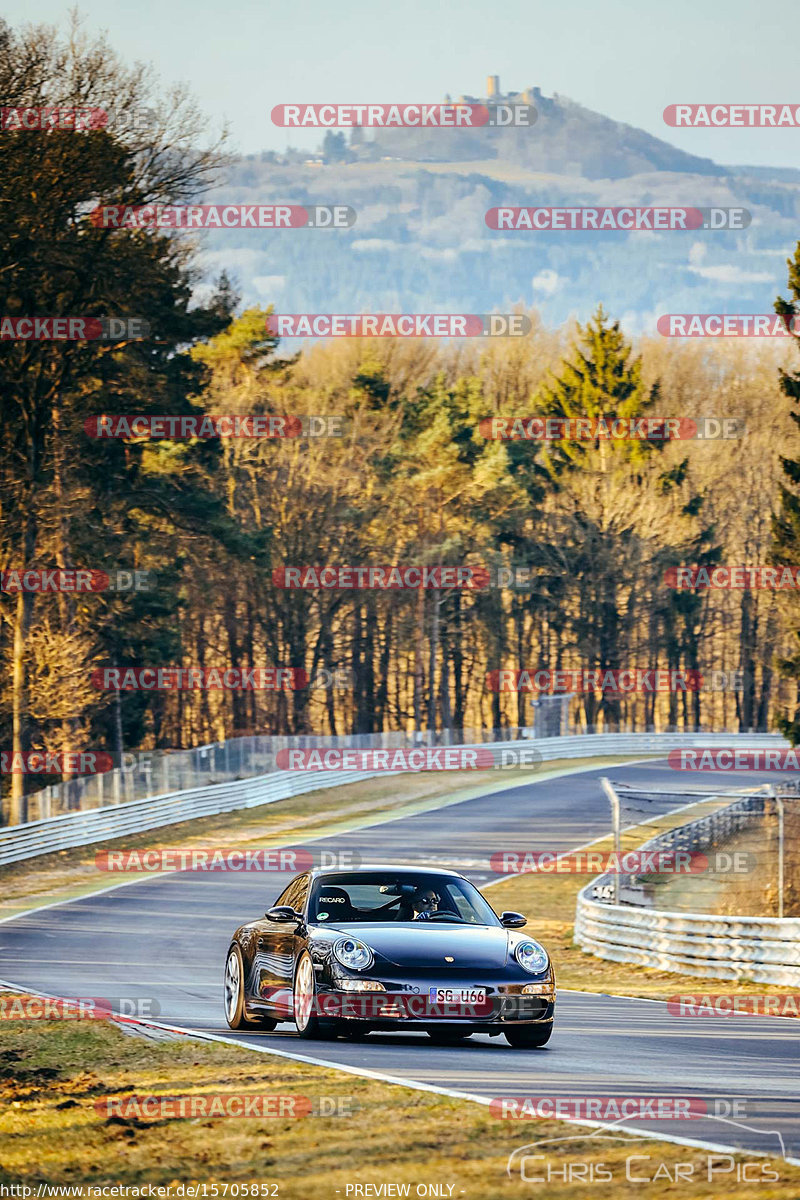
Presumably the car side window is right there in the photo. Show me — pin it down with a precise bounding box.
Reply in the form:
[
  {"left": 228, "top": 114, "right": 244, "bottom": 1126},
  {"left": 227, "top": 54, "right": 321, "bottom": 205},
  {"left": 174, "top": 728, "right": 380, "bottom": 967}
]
[
  {"left": 281, "top": 874, "right": 310, "bottom": 914},
  {"left": 273, "top": 882, "right": 294, "bottom": 908},
  {"left": 450, "top": 888, "right": 479, "bottom": 922}
]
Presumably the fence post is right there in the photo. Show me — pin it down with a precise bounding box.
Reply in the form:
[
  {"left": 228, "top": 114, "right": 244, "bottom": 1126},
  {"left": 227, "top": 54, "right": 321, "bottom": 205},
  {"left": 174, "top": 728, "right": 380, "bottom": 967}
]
[
  {"left": 600, "top": 777, "right": 621, "bottom": 904},
  {"left": 773, "top": 787, "right": 785, "bottom": 920}
]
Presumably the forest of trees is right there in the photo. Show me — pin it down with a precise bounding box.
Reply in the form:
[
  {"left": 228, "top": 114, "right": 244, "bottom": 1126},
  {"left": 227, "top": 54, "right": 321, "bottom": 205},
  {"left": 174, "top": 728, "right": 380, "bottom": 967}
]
[{"left": 5, "top": 18, "right": 800, "bottom": 824}]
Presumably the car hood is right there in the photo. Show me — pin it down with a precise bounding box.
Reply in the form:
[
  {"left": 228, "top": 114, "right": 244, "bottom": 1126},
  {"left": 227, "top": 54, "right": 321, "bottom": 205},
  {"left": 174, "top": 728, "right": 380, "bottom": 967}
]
[{"left": 320, "top": 922, "right": 512, "bottom": 969}]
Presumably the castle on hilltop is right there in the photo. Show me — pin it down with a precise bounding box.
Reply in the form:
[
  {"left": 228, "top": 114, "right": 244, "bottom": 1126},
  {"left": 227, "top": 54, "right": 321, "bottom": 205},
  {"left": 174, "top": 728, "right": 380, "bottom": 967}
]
[
  {"left": 444, "top": 76, "right": 555, "bottom": 112},
  {"left": 328, "top": 77, "right": 557, "bottom": 165}
]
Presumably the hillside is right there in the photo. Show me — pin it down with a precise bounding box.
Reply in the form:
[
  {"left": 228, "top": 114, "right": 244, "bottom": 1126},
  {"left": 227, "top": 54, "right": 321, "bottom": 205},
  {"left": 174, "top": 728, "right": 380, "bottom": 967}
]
[{"left": 198, "top": 83, "right": 800, "bottom": 329}]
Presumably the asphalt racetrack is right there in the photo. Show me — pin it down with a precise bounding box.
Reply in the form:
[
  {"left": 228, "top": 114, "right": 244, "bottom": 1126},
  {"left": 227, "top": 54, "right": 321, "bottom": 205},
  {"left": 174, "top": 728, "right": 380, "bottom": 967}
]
[{"left": 1, "top": 758, "right": 798, "bottom": 1162}]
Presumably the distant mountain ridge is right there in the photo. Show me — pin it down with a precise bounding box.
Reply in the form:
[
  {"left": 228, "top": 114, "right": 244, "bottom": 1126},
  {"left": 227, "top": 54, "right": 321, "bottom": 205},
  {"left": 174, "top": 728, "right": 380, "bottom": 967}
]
[{"left": 202, "top": 78, "right": 800, "bottom": 328}]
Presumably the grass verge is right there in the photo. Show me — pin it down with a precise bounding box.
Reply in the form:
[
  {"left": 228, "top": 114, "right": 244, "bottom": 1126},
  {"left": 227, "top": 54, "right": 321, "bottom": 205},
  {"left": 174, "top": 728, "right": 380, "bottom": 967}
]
[{"left": 0, "top": 1006, "right": 797, "bottom": 1198}]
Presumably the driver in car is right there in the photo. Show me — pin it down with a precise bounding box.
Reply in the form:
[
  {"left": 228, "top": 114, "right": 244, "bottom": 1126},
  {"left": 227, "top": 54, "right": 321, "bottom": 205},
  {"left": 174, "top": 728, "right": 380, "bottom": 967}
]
[{"left": 412, "top": 887, "right": 440, "bottom": 920}]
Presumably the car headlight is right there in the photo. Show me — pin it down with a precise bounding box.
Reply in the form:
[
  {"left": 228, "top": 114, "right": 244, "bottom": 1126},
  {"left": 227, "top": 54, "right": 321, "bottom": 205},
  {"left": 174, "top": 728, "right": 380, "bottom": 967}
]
[
  {"left": 333, "top": 937, "right": 374, "bottom": 971},
  {"left": 514, "top": 939, "right": 549, "bottom": 974}
]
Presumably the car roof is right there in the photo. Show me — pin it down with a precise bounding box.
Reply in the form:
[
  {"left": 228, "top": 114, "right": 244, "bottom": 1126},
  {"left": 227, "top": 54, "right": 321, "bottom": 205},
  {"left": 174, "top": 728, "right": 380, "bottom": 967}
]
[{"left": 307, "top": 864, "right": 466, "bottom": 880}]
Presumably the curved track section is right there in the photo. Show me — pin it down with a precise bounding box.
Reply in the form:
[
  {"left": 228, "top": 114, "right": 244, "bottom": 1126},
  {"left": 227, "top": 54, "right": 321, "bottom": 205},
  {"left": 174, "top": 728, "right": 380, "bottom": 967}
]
[{"left": 1, "top": 759, "right": 798, "bottom": 1160}]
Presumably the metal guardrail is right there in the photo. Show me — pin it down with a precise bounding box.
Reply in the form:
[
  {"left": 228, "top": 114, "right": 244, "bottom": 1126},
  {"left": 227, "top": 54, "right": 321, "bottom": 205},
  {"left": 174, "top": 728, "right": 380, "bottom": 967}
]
[
  {"left": 15, "top": 699, "right": 573, "bottom": 822},
  {"left": 575, "top": 777, "right": 800, "bottom": 986},
  {"left": 0, "top": 768, "right": 378, "bottom": 868},
  {"left": 575, "top": 900, "right": 800, "bottom": 986},
  {"left": 0, "top": 730, "right": 790, "bottom": 869}
]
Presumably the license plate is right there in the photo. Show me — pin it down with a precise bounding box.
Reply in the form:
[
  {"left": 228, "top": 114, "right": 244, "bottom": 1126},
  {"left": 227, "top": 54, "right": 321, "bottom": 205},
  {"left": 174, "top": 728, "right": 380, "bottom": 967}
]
[{"left": 429, "top": 987, "right": 486, "bottom": 1004}]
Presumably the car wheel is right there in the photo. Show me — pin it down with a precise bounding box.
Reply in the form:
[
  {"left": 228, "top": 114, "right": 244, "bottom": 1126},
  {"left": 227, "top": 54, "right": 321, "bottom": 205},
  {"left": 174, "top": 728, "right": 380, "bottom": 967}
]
[
  {"left": 426, "top": 1027, "right": 472, "bottom": 1043},
  {"left": 504, "top": 1024, "right": 553, "bottom": 1048},
  {"left": 225, "top": 944, "right": 278, "bottom": 1031},
  {"left": 224, "top": 944, "right": 250, "bottom": 1029},
  {"left": 293, "top": 951, "right": 336, "bottom": 1039}
]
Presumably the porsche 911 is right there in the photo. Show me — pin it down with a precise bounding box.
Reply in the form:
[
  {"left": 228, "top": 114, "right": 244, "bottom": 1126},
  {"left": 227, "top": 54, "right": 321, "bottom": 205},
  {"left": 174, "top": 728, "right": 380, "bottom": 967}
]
[{"left": 224, "top": 865, "right": 555, "bottom": 1047}]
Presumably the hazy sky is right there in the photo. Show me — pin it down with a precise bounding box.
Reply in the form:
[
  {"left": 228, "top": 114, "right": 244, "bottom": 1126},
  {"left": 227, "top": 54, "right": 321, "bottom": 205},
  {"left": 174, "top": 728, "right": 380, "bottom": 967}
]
[{"left": 7, "top": 0, "right": 795, "bottom": 167}]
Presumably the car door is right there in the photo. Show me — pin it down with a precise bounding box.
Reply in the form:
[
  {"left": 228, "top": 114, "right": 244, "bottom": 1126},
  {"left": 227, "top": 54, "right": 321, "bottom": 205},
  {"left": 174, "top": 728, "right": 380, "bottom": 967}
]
[{"left": 257, "top": 874, "right": 310, "bottom": 1015}]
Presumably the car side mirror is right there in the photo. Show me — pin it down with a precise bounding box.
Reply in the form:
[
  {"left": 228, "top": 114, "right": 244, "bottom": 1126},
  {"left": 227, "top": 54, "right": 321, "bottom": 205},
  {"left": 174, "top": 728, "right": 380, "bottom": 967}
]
[
  {"left": 266, "top": 905, "right": 302, "bottom": 923},
  {"left": 501, "top": 911, "right": 527, "bottom": 928}
]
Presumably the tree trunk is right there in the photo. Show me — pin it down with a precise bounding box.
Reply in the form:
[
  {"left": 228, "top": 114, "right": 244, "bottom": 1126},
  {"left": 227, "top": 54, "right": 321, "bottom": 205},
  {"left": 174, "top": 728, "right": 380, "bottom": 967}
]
[
  {"left": 452, "top": 591, "right": 465, "bottom": 734},
  {"left": 428, "top": 590, "right": 439, "bottom": 732},
  {"left": 413, "top": 581, "right": 425, "bottom": 732}
]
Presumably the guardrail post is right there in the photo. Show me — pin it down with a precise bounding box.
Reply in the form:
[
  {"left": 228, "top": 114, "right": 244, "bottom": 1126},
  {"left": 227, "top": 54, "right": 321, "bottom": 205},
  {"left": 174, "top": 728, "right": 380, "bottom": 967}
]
[
  {"left": 773, "top": 787, "right": 785, "bottom": 920},
  {"left": 600, "top": 777, "right": 621, "bottom": 904}
]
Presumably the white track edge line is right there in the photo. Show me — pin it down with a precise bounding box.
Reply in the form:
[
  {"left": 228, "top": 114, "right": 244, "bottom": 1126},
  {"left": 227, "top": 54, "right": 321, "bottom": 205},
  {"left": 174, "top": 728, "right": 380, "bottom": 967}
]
[{"left": 0, "top": 976, "right": 795, "bottom": 1167}]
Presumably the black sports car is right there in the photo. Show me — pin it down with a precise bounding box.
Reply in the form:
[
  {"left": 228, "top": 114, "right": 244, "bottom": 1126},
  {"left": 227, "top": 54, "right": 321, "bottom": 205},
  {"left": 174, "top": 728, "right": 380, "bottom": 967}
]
[{"left": 224, "top": 865, "right": 555, "bottom": 1047}]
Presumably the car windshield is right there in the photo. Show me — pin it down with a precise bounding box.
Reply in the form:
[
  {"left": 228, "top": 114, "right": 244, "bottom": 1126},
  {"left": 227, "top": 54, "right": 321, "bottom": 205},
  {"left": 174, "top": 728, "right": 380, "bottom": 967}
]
[{"left": 308, "top": 872, "right": 501, "bottom": 926}]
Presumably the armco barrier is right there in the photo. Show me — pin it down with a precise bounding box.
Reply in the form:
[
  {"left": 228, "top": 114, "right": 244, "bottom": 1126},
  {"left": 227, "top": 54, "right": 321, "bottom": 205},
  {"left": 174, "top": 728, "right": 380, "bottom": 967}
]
[
  {"left": 575, "top": 769, "right": 800, "bottom": 987},
  {"left": 0, "top": 730, "right": 790, "bottom": 870},
  {"left": 575, "top": 896, "right": 800, "bottom": 986},
  {"left": 18, "top": 703, "right": 572, "bottom": 821}
]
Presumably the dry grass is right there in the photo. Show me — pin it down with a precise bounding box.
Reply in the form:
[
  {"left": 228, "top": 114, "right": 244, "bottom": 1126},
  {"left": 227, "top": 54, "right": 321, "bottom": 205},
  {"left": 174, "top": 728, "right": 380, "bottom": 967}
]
[{"left": 0, "top": 1008, "right": 797, "bottom": 1197}]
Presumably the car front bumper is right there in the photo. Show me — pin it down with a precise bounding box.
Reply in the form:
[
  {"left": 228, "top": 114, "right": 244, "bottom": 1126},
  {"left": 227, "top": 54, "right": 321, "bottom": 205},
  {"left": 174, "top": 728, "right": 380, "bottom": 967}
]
[{"left": 318, "top": 974, "right": 556, "bottom": 1027}]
